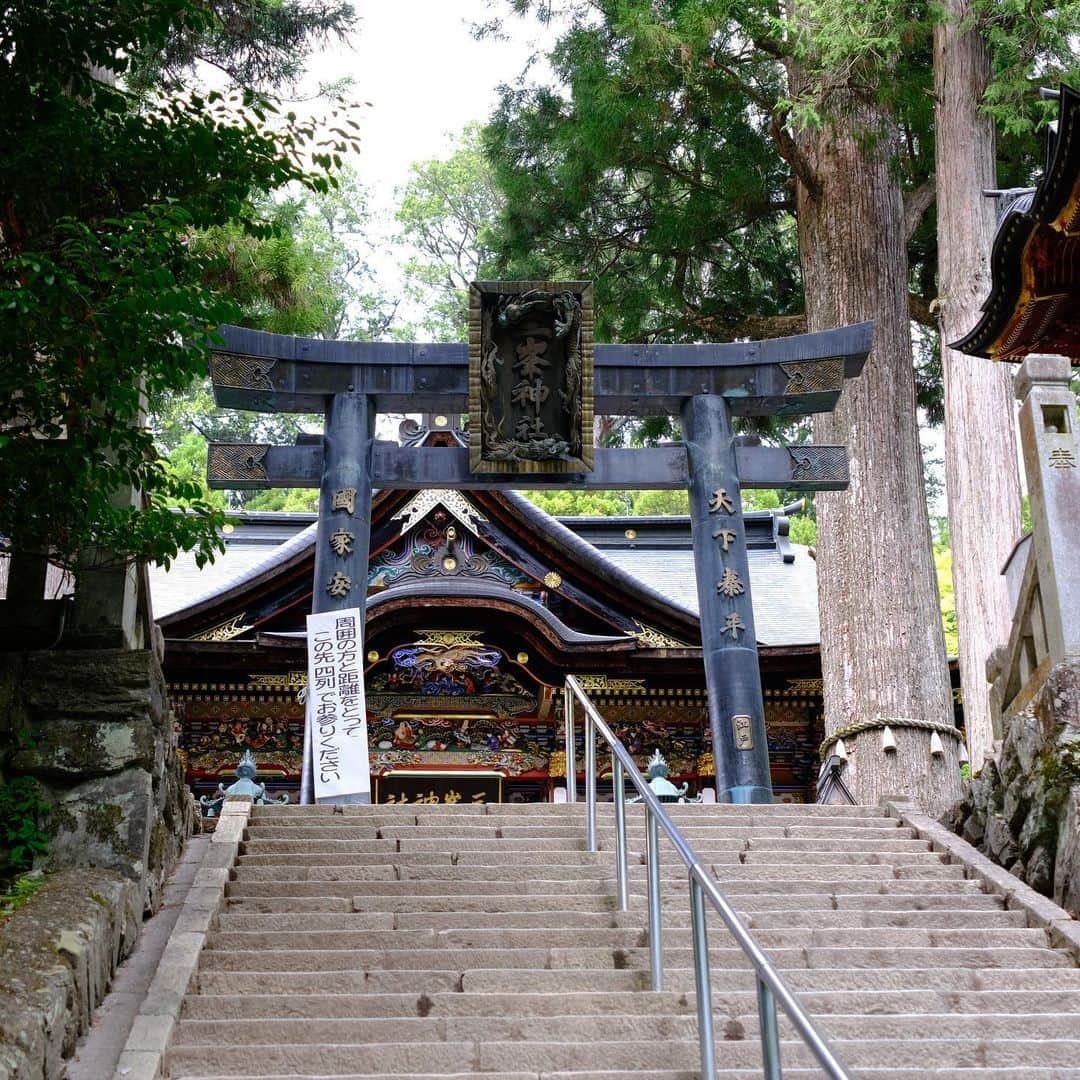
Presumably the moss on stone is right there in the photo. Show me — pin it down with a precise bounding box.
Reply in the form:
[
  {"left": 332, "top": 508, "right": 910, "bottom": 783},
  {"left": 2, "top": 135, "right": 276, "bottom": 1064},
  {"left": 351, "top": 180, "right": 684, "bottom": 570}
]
[
  {"left": 84, "top": 803, "right": 133, "bottom": 860},
  {"left": 147, "top": 820, "right": 167, "bottom": 871}
]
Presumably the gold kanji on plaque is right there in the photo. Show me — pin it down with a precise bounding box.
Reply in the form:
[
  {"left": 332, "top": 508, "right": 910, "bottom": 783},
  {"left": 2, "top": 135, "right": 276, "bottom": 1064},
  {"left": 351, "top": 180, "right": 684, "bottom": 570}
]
[
  {"left": 717, "top": 568, "right": 745, "bottom": 598},
  {"left": 331, "top": 487, "right": 357, "bottom": 514},
  {"left": 713, "top": 527, "right": 736, "bottom": 551},
  {"left": 709, "top": 489, "right": 735, "bottom": 514},
  {"left": 326, "top": 571, "right": 352, "bottom": 598},
  {"left": 722, "top": 611, "right": 746, "bottom": 639},
  {"left": 329, "top": 528, "right": 355, "bottom": 556},
  {"left": 443, "top": 789, "right": 462, "bottom": 804}
]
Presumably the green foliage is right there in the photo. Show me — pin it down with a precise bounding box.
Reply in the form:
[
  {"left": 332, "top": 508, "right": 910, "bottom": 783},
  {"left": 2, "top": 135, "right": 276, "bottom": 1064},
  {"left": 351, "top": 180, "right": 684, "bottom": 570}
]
[
  {"left": 630, "top": 490, "right": 689, "bottom": 516},
  {"left": 193, "top": 200, "right": 346, "bottom": 338},
  {"left": 484, "top": 2, "right": 802, "bottom": 347},
  {"left": 0, "top": 777, "right": 52, "bottom": 877},
  {"left": 396, "top": 126, "right": 509, "bottom": 342},
  {"left": 162, "top": 433, "right": 228, "bottom": 512},
  {"left": 0, "top": 872, "right": 46, "bottom": 918},
  {"left": 935, "top": 546, "right": 959, "bottom": 657},
  {"left": 483, "top": 0, "right": 1080, "bottom": 448},
  {"left": 128, "top": 0, "right": 356, "bottom": 91},
  {"left": 520, "top": 489, "right": 633, "bottom": 517},
  {"left": 244, "top": 488, "right": 320, "bottom": 512},
  {"left": 789, "top": 515, "right": 817, "bottom": 546},
  {"left": 0, "top": 0, "right": 359, "bottom": 570},
  {"left": 156, "top": 169, "right": 394, "bottom": 510},
  {"left": 971, "top": 0, "right": 1080, "bottom": 135}
]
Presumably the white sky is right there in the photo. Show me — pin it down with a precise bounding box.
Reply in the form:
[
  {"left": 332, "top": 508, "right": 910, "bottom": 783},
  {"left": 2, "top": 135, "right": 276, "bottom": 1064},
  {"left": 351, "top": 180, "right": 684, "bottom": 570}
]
[{"left": 304, "top": 2, "right": 555, "bottom": 218}]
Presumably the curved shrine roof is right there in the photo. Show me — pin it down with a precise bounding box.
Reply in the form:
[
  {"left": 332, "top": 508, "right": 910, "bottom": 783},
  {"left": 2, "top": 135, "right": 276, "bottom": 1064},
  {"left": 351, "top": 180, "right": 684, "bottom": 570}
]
[
  {"left": 953, "top": 83, "right": 1080, "bottom": 362},
  {"left": 150, "top": 491, "right": 819, "bottom": 649}
]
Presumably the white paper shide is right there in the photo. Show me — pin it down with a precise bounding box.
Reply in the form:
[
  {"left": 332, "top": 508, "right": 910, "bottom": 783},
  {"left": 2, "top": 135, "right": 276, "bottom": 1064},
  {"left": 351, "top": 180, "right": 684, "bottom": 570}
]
[{"left": 305, "top": 608, "right": 370, "bottom": 801}]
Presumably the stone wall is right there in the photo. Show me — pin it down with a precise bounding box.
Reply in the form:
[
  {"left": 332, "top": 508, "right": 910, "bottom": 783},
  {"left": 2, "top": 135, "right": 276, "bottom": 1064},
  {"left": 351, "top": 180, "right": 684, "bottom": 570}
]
[
  {"left": 0, "top": 868, "right": 140, "bottom": 1078},
  {"left": 945, "top": 658, "right": 1080, "bottom": 913},
  {"left": 0, "top": 649, "right": 197, "bottom": 914}
]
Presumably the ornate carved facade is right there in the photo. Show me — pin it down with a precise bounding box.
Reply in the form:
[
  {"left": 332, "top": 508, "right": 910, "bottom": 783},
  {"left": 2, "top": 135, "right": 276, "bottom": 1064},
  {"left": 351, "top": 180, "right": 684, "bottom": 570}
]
[{"left": 154, "top": 425, "right": 963, "bottom": 804}]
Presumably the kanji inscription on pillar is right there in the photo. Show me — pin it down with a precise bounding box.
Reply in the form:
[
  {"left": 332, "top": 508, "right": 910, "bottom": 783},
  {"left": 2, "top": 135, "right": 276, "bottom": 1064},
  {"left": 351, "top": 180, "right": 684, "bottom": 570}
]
[
  {"left": 717, "top": 568, "right": 745, "bottom": 597},
  {"left": 732, "top": 715, "right": 754, "bottom": 751},
  {"left": 709, "top": 489, "right": 735, "bottom": 514},
  {"left": 326, "top": 571, "right": 352, "bottom": 598},
  {"left": 329, "top": 528, "right": 355, "bottom": 556},
  {"left": 713, "top": 527, "right": 736, "bottom": 551},
  {"left": 469, "top": 280, "right": 594, "bottom": 475},
  {"left": 331, "top": 488, "right": 357, "bottom": 514}
]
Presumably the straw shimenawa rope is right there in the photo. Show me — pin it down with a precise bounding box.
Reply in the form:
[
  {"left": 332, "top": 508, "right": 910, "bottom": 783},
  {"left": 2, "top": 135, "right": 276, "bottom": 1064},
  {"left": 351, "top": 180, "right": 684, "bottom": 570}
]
[{"left": 819, "top": 715, "right": 963, "bottom": 759}]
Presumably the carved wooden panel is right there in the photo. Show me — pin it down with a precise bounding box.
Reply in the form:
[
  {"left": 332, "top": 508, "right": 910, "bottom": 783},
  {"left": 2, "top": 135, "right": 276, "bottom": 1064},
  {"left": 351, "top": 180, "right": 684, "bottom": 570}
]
[{"left": 469, "top": 281, "right": 594, "bottom": 474}]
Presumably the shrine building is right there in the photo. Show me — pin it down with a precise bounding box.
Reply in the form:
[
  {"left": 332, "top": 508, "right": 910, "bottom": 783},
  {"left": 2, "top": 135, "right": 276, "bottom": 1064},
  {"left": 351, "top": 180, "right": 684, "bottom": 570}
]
[{"left": 151, "top": 420, "right": 870, "bottom": 805}]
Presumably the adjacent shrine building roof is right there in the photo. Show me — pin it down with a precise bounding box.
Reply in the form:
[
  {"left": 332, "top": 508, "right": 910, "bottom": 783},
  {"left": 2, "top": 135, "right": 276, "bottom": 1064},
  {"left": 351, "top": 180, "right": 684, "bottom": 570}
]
[{"left": 953, "top": 84, "right": 1080, "bottom": 362}]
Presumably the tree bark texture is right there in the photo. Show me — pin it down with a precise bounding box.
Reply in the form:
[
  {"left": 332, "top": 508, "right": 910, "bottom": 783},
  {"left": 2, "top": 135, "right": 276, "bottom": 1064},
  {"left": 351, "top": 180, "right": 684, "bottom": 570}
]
[
  {"left": 792, "top": 95, "right": 957, "bottom": 807},
  {"left": 934, "top": 2, "right": 1023, "bottom": 769}
]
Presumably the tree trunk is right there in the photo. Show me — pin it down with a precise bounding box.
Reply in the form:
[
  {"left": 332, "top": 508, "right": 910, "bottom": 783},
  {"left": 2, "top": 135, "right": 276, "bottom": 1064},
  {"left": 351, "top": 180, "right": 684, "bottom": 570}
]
[
  {"left": 792, "top": 94, "right": 958, "bottom": 808},
  {"left": 934, "top": 1, "right": 1023, "bottom": 769}
]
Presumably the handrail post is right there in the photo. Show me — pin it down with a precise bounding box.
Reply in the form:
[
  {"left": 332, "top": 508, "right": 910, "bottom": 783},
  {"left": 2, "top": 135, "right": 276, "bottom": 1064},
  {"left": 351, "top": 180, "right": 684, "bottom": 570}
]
[
  {"left": 613, "top": 755, "right": 629, "bottom": 912},
  {"left": 584, "top": 703, "right": 597, "bottom": 853},
  {"left": 757, "top": 977, "right": 783, "bottom": 1080},
  {"left": 646, "top": 807, "right": 663, "bottom": 991},
  {"left": 690, "top": 874, "right": 717, "bottom": 1080},
  {"left": 564, "top": 684, "right": 578, "bottom": 804},
  {"left": 563, "top": 676, "right": 850, "bottom": 1080}
]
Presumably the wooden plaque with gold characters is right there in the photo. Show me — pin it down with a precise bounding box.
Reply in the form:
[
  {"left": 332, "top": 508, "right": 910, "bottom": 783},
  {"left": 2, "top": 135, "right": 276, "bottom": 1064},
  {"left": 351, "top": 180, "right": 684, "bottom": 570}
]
[{"left": 469, "top": 281, "right": 594, "bottom": 475}]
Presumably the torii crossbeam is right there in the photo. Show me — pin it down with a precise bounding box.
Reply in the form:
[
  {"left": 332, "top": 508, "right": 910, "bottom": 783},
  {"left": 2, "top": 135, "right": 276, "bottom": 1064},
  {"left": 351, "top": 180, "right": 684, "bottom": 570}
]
[{"left": 207, "top": 282, "right": 870, "bottom": 806}]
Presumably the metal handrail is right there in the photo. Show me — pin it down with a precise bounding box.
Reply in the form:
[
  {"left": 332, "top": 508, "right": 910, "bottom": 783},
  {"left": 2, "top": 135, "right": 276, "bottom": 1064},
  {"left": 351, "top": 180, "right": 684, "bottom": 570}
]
[{"left": 563, "top": 675, "right": 851, "bottom": 1080}]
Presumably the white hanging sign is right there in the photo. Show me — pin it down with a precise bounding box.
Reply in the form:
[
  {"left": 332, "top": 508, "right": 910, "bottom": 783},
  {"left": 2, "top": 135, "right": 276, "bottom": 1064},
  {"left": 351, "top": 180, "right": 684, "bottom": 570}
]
[{"left": 305, "top": 607, "right": 370, "bottom": 802}]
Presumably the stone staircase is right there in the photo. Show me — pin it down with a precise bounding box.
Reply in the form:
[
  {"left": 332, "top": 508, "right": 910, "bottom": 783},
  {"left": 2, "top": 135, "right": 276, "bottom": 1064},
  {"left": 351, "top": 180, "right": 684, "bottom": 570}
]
[{"left": 164, "top": 802, "right": 1080, "bottom": 1079}]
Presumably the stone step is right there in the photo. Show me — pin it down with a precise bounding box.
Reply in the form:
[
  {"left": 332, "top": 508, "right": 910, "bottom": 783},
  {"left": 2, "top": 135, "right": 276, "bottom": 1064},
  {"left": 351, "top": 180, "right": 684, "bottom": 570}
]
[
  {"left": 227, "top": 862, "right": 965, "bottom": 885},
  {"left": 459, "top": 966, "right": 1080, "bottom": 994},
  {"left": 362, "top": 823, "right": 904, "bottom": 840},
  {"left": 191, "top": 963, "right": 1080, "bottom": 998},
  {"left": 232, "top": 848, "right": 947, "bottom": 869},
  {"left": 169, "top": 1010, "right": 1080, "bottom": 1048},
  {"left": 640, "top": 836, "right": 929, "bottom": 852},
  {"left": 165, "top": 800, "right": 1080, "bottom": 1080},
  {"left": 167, "top": 1071, "right": 1080, "bottom": 1080},
  {"left": 214, "top": 905, "right": 1025, "bottom": 932},
  {"left": 215, "top": 910, "right": 621, "bottom": 931},
  {"left": 234, "top": 851, "right": 605, "bottom": 868},
  {"left": 196, "top": 944, "right": 1071, "bottom": 973},
  {"left": 220, "top": 889, "right": 1001, "bottom": 914},
  {"left": 236, "top": 833, "right": 931, "bottom": 853},
  {"left": 242, "top": 819, "right": 907, "bottom": 838},
  {"left": 179, "top": 987, "right": 1080, "bottom": 1022},
  {"left": 249, "top": 803, "right": 889, "bottom": 819},
  {"left": 740, "top": 908, "right": 1026, "bottom": 930},
  {"left": 195, "top": 969, "right": 473, "bottom": 996},
  {"left": 179, "top": 990, "right": 694, "bottom": 1021},
  {"left": 224, "top": 876, "right": 987, "bottom": 899},
  {"left": 164, "top": 1036, "right": 1080, "bottom": 1076},
  {"left": 201, "top": 926, "right": 1052, "bottom": 954}
]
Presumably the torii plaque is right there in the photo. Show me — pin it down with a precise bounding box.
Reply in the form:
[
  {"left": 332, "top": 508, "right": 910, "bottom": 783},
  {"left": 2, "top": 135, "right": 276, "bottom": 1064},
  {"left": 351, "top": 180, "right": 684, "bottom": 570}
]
[{"left": 207, "top": 280, "right": 870, "bottom": 804}]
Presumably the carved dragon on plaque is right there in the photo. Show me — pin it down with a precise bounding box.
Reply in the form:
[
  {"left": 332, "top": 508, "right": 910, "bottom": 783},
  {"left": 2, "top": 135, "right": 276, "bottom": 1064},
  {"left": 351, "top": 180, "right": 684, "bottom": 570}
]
[{"left": 470, "top": 281, "right": 594, "bottom": 474}]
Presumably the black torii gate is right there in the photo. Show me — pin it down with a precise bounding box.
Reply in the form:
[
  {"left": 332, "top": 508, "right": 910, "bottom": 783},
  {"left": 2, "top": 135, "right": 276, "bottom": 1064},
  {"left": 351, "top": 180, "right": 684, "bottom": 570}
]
[{"left": 206, "top": 281, "right": 870, "bottom": 805}]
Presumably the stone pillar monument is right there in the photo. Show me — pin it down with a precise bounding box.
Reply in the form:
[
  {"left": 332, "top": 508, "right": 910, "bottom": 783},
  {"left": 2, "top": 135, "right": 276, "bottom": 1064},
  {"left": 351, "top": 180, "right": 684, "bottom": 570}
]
[
  {"left": 947, "top": 356, "right": 1080, "bottom": 906},
  {"left": 1016, "top": 355, "right": 1080, "bottom": 663}
]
